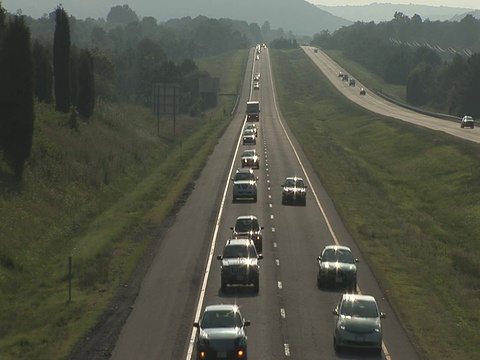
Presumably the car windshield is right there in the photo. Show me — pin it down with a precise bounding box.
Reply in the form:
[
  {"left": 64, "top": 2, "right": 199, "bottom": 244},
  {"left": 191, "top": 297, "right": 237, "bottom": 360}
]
[
  {"left": 322, "top": 248, "right": 354, "bottom": 263},
  {"left": 340, "top": 299, "right": 379, "bottom": 318},
  {"left": 285, "top": 179, "right": 304, "bottom": 187},
  {"left": 234, "top": 172, "right": 253, "bottom": 181},
  {"left": 243, "top": 150, "right": 255, "bottom": 157},
  {"left": 223, "top": 244, "right": 255, "bottom": 258},
  {"left": 201, "top": 310, "right": 243, "bottom": 328},
  {"left": 235, "top": 218, "right": 259, "bottom": 232},
  {"left": 243, "top": 130, "right": 254, "bottom": 135}
]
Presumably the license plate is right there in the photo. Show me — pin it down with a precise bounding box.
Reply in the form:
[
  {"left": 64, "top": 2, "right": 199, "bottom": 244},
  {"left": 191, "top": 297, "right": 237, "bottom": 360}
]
[{"left": 217, "top": 352, "right": 227, "bottom": 358}]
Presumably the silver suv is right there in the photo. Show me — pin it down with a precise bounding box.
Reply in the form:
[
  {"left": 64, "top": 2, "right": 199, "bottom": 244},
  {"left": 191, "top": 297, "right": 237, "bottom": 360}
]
[
  {"left": 461, "top": 115, "right": 474, "bottom": 129},
  {"left": 232, "top": 168, "right": 258, "bottom": 202},
  {"left": 217, "top": 238, "right": 262, "bottom": 293}
]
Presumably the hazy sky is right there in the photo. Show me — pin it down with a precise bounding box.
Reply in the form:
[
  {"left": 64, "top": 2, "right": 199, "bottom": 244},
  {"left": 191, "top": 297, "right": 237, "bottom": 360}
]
[{"left": 310, "top": 1, "right": 479, "bottom": 9}]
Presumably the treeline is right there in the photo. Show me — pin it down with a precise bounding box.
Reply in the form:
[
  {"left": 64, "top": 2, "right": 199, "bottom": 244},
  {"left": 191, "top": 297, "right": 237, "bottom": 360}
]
[
  {"left": 0, "top": 4, "right": 96, "bottom": 179},
  {"left": 312, "top": 12, "right": 480, "bottom": 117},
  {"left": 24, "top": 5, "right": 295, "bottom": 106}
]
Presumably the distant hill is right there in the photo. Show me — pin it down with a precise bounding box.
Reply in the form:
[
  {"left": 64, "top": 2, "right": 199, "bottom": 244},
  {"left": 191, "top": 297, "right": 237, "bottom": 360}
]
[
  {"left": 3, "top": 0, "right": 352, "bottom": 35},
  {"left": 314, "top": 3, "right": 473, "bottom": 23},
  {"left": 451, "top": 10, "right": 480, "bottom": 21}
]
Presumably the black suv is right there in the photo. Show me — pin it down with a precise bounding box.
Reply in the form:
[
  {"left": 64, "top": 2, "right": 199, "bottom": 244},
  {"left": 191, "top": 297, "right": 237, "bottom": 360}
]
[
  {"left": 230, "top": 215, "right": 264, "bottom": 253},
  {"left": 194, "top": 304, "right": 250, "bottom": 359},
  {"left": 317, "top": 245, "right": 359, "bottom": 292},
  {"left": 217, "top": 238, "right": 262, "bottom": 293},
  {"left": 281, "top": 177, "right": 307, "bottom": 206}
]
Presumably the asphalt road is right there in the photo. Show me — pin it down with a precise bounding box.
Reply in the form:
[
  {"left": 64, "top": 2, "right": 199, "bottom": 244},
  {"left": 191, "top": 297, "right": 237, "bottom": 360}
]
[
  {"left": 302, "top": 46, "right": 480, "bottom": 144},
  {"left": 110, "top": 47, "right": 421, "bottom": 360}
]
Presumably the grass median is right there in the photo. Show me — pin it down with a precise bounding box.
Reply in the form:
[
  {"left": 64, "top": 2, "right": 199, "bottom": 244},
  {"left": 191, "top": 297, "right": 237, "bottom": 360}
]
[{"left": 271, "top": 48, "right": 480, "bottom": 360}]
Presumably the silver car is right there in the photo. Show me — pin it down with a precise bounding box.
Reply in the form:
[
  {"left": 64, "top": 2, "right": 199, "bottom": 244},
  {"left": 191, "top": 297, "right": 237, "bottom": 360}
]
[{"left": 232, "top": 168, "right": 258, "bottom": 202}]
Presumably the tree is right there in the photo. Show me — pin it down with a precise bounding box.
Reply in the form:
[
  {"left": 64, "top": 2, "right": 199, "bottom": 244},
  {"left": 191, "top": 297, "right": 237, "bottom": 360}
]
[
  {"left": 32, "top": 40, "right": 53, "bottom": 103},
  {"left": 53, "top": 6, "right": 71, "bottom": 113},
  {"left": 77, "top": 49, "right": 95, "bottom": 118},
  {"left": 0, "top": 2, "right": 6, "bottom": 40},
  {"left": 0, "top": 16, "right": 35, "bottom": 179},
  {"left": 106, "top": 5, "right": 139, "bottom": 25}
]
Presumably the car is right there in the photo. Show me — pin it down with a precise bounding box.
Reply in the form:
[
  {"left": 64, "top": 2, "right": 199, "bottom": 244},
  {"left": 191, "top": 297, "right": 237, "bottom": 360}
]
[
  {"left": 338, "top": 71, "right": 343, "bottom": 78},
  {"left": 342, "top": 74, "right": 349, "bottom": 82},
  {"left": 230, "top": 215, "right": 264, "bottom": 253},
  {"left": 241, "top": 149, "right": 260, "bottom": 169},
  {"left": 314, "top": 49, "right": 318, "bottom": 53},
  {"left": 349, "top": 78, "right": 356, "bottom": 86},
  {"left": 245, "top": 124, "right": 257, "bottom": 137},
  {"left": 217, "top": 238, "right": 263, "bottom": 292},
  {"left": 333, "top": 294, "right": 386, "bottom": 356},
  {"left": 253, "top": 73, "right": 260, "bottom": 81},
  {"left": 231, "top": 168, "right": 258, "bottom": 202},
  {"left": 281, "top": 177, "right": 307, "bottom": 205},
  {"left": 242, "top": 129, "right": 256, "bottom": 145},
  {"left": 253, "top": 82, "right": 259, "bottom": 90},
  {"left": 359, "top": 88, "right": 366, "bottom": 95},
  {"left": 317, "top": 245, "right": 358, "bottom": 291},
  {"left": 461, "top": 115, "right": 474, "bottom": 128},
  {"left": 193, "top": 304, "right": 250, "bottom": 359},
  {"left": 255, "top": 55, "right": 260, "bottom": 61}
]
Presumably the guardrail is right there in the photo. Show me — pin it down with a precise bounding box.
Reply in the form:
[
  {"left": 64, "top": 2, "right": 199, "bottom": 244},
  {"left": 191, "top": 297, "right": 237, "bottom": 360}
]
[{"left": 373, "top": 89, "right": 462, "bottom": 122}]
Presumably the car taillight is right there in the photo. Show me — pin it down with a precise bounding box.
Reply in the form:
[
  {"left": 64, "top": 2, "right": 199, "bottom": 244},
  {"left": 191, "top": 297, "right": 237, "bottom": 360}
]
[
  {"left": 238, "top": 349, "right": 245, "bottom": 357},
  {"left": 200, "top": 351, "right": 207, "bottom": 358}
]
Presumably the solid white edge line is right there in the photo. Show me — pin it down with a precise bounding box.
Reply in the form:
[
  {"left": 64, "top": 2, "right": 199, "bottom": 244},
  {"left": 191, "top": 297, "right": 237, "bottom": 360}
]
[{"left": 185, "top": 48, "right": 258, "bottom": 360}]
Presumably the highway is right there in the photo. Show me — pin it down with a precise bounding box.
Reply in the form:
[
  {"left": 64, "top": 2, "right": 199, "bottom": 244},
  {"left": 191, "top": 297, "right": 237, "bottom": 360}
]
[
  {"left": 302, "top": 46, "right": 480, "bottom": 144},
  {"left": 110, "top": 47, "right": 421, "bottom": 359}
]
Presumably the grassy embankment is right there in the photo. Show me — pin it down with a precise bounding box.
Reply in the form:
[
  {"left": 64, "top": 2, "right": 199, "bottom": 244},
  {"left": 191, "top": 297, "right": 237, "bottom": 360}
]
[
  {"left": 323, "top": 49, "right": 407, "bottom": 102},
  {"left": 0, "top": 49, "right": 248, "bottom": 360},
  {"left": 271, "top": 48, "right": 480, "bottom": 360}
]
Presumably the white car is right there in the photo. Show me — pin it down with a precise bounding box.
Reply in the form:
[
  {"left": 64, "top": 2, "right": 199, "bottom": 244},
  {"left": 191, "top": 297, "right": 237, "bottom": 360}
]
[{"left": 241, "top": 149, "right": 260, "bottom": 169}]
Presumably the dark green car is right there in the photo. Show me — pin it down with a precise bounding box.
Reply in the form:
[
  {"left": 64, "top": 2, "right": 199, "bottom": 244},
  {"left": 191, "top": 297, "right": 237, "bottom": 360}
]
[
  {"left": 333, "top": 294, "right": 386, "bottom": 356},
  {"left": 317, "top": 245, "right": 358, "bottom": 292}
]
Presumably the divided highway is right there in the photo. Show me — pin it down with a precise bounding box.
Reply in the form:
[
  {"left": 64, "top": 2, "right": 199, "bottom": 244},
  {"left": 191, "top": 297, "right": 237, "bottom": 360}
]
[{"left": 110, "top": 47, "right": 420, "bottom": 359}]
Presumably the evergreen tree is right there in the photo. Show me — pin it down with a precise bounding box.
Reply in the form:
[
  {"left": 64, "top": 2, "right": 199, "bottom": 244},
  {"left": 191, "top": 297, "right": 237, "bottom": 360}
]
[
  {"left": 0, "top": 16, "right": 35, "bottom": 179},
  {"left": 77, "top": 49, "right": 95, "bottom": 118},
  {"left": 0, "top": 2, "right": 6, "bottom": 41},
  {"left": 53, "top": 6, "right": 71, "bottom": 113},
  {"left": 32, "top": 40, "right": 53, "bottom": 103}
]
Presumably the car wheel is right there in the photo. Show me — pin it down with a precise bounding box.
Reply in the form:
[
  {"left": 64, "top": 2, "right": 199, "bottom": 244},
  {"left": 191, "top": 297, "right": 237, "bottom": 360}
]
[
  {"left": 233, "top": 196, "right": 236, "bottom": 203},
  {"left": 254, "top": 140, "right": 256, "bottom": 145},
  {"left": 253, "top": 195, "right": 257, "bottom": 203},
  {"left": 253, "top": 280, "right": 259, "bottom": 293},
  {"left": 333, "top": 337, "right": 341, "bottom": 353},
  {"left": 281, "top": 196, "right": 286, "bottom": 205},
  {"left": 373, "top": 347, "right": 382, "bottom": 357},
  {"left": 317, "top": 276, "right": 322, "bottom": 288},
  {"left": 221, "top": 280, "right": 227, "bottom": 292},
  {"left": 461, "top": 124, "right": 464, "bottom": 128}
]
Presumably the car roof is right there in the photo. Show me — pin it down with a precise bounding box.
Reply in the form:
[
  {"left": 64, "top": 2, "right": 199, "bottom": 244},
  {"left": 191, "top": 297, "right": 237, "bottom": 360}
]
[
  {"left": 226, "top": 238, "right": 254, "bottom": 247},
  {"left": 236, "top": 168, "right": 254, "bottom": 173},
  {"left": 323, "top": 245, "right": 352, "bottom": 252},
  {"left": 235, "top": 215, "right": 258, "bottom": 221},
  {"left": 204, "top": 304, "right": 241, "bottom": 312},
  {"left": 285, "top": 176, "right": 304, "bottom": 181},
  {"left": 341, "top": 294, "right": 377, "bottom": 303}
]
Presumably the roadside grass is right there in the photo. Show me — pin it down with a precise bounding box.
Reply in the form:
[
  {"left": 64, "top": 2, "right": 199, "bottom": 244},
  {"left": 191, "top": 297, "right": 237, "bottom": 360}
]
[
  {"left": 0, "top": 49, "right": 247, "bottom": 360},
  {"left": 271, "top": 48, "right": 480, "bottom": 360},
  {"left": 322, "top": 49, "right": 407, "bottom": 102}
]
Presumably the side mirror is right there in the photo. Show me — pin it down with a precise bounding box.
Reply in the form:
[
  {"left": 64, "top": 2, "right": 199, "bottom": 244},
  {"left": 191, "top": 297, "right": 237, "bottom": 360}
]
[
  {"left": 332, "top": 309, "right": 338, "bottom": 316},
  {"left": 217, "top": 255, "right": 223, "bottom": 260},
  {"left": 193, "top": 322, "right": 199, "bottom": 328},
  {"left": 304, "top": 185, "right": 308, "bottom": 189},
  {"left": 317, "top": 255, "right": 322, "bottom": 261},
  {"left": 380, "top": 312, "right": 386, "bottom": 319},
  {"left": 258, "top": 254, "right": 263, "bottom": 260},
  {"left": 281, "top": 185, "right": 285, "bottom": 188},
  {"left": 231, "top": 178, "right": 234, "bottom": 181},
  {"left": 355, "top": 259, "right": 359, "bottom": 263},
  {"left": 244, "top": 320, "right": 251, "bottom": 327},
  {"left": 230, "top": 226, "right": 234, "bottom": 230},
  {"left": 260, "top": 226, "right": 264, "bottom": 230}
]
